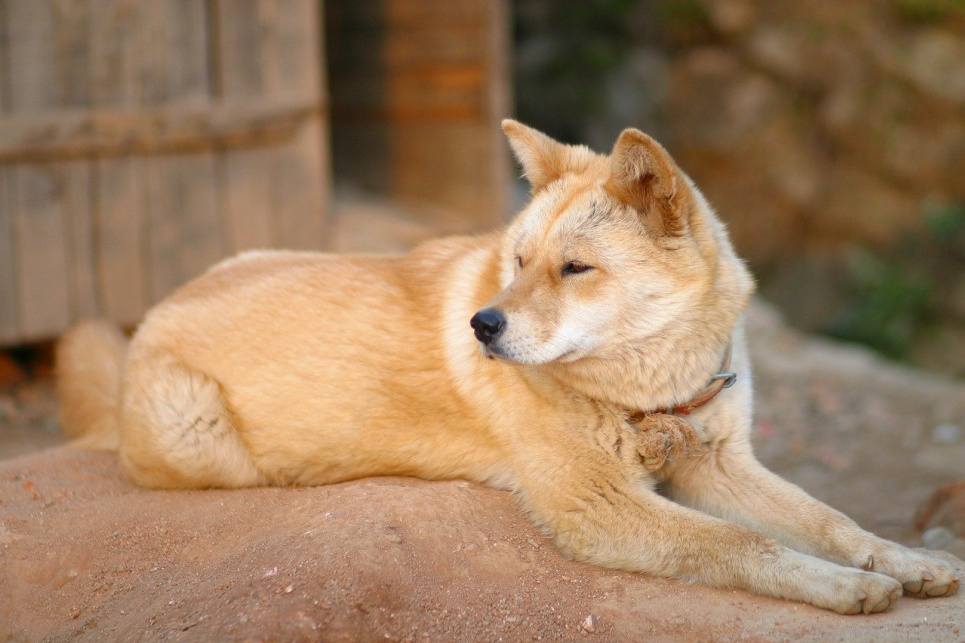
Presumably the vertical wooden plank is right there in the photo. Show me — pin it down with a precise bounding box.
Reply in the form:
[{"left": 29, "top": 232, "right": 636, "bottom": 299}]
[
  {"left": 87, "top": 0, "right": 138, "bottom": 108},
  {"left": 218, "top": 0, "right": 328, "bottom": 252},
  {"left": 138, "top": 0, "right": 223, "bottom": 301},
  {"left": 276, "top": 118, "right": 328, "bottom": 250},
  {"left": 53, "top": 0, "right": 92, "bottom": 109},
  {"left": 96, "top": 157, "right": 147, "bottom": 325},
  {"left": 62, "top": 162, "right": 99, "bottom": 319},
  {"left": 270, "top": 0, "right": 328, "bottom": 250},
  {"left": 3, "top": 0, "right": 57, "bottom": 113},
  {"left": 53, "top": 0, "right": 98, "bottom": 323},
  {"left": 0, "top": 170, "right": 18, "bottom": 343},
  {"left": 266, "top": 0, "right": 323, "bottom": 103},
  {"left": 145, "top": 155, "right": 222, "bottom": 300},
  {"left": 4, "top": 0, "right": 73, "bottom": 340},
  {"left": 88, "top": 0, "right": 148, "bottom": 325},
  {"left": 220, "top": 147, "right": 275, "bottom": 252},
  {"left": 0, "top": 0, "right": 6, "bottom": 113},
  {"left": 13, "top": 166, "right": 71, "bottom": 339},
  {"left": 217, "top": 0, "right": 276, "bottom": 252}
]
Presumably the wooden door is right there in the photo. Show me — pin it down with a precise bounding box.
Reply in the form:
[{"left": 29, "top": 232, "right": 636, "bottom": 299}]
[{"left": 0, "top": 0, "right": 330, "bottom": 345}]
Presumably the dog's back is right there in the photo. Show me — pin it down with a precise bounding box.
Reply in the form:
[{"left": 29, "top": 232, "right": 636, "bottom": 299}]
[{"left": 58, "top": 236, "right": 517, "bottom": 490}]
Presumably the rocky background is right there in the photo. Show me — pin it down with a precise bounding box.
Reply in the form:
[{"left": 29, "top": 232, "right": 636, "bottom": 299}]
[{"left": 515, "top": 0, "right": 965, "bottom": 376}]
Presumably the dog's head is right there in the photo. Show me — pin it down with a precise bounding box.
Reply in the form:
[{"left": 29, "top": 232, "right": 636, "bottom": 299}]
[{"left": 471, "top": 121, "right": 753, "bottom": 402}]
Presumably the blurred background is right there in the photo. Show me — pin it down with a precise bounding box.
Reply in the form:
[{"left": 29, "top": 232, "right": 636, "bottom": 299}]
[{"left": 0, "top": 0, "right": 963, "bottom": 438}]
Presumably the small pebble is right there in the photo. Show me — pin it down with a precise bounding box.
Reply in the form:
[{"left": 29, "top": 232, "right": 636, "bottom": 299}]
[
  {"left": 580, "top": 614, "right": 596, "bottom": 633},
  {"left": 931, "top": 423, "right": 962, "bottom": 445},
  {"left": 922, "top": 526, "right": 954, "bottom": 550}
]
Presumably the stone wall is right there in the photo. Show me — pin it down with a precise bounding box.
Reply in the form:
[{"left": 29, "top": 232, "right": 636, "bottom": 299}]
[{"left": 665, "top": 0, "right": 965, "bottom": 264}]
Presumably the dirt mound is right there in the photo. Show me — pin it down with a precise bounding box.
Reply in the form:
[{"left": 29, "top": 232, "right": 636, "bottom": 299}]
[{"left": 1, "top": 447, "right": 963, "bottom": 642}]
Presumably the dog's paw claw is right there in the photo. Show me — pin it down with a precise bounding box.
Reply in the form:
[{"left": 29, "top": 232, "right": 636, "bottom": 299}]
[
  {"left": 923, "top": 575, "right": 959, "bottom": 597},
  {"left": 871, "top": 548, "right": 960, "bottom": 599},
  {"left": 902, "top": 579, "right": 923, "bottom": 595}
]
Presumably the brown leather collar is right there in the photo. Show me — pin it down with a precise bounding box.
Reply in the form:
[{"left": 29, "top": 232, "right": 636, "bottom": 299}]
[{"left": 628, "top": 344, "right": 737, "bottom": 421}]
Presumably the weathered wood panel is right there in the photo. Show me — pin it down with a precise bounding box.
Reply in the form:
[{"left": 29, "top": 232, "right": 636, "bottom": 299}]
[
  {"left": 145, "top": 155, "right": 223, "bottom": 301},
  {"left": 87, "top": 0, "right": 147, "bottom": 327},
  {"left": 3, "top": 1, "right": 72, "bottom": 340},
  {"left": 52, "top": 0, "right": 92, "bottom": 109},
  {"left": 137, "top": 0, "right": 223, "bottom": 303},
  {"left": 0, "top": 171, "right": 17, "bottom": 343},
  {"left": 218, "top": 0, "right": 283, "bottom": 253},
  {"left": 217, "top": 0, "right": 328, "bottom": 253},
  {"left": 12, "top": 166, "right": 71, "bottom": 339},
  {"left": 265, "top": 0, "right": 328, "bottom": 250},
  {"left": 62, "top": 162, "right": 98, "bottom": 320},
  {"left": 54, "top": 1, "right": 98, "bottom": 321},
  {"left": 276, "top": 117, "right": 327, "bottom": 250},
  {"left": 0, "top": 102, "right": 321, "bottom": 164},
  {"left": 4, "top": 1, "right": 58, "bottom": 113},
  {"left": 95, "top": 157, "right": 147, "bottom": 326}
]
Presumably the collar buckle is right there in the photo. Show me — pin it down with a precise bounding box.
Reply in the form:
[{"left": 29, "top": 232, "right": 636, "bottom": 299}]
[{"left": 712, "top": 371, "right": 738, "bottom": 389}]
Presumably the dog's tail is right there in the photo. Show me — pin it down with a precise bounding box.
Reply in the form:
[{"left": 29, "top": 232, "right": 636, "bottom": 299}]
[{"left": 55, "top": 321, "right": 128, "bottom": 451}]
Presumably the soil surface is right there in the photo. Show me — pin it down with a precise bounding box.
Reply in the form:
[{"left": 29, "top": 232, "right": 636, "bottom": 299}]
[{"left": 1, "top": 301, "right": 964, "bottom": 641}]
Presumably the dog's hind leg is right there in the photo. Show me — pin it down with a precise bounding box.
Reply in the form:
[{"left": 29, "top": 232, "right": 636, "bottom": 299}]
[{"left": 118, "top": 349, "right": 267, "bottom": 489}]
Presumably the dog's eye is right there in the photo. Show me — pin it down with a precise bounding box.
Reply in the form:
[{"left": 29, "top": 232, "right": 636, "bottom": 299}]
[
  {"left": 562, "top": 261, "right": 593, "bottom": 276},
  {"left": 515, "top": 256, "right": 523, "bottom": 269}
]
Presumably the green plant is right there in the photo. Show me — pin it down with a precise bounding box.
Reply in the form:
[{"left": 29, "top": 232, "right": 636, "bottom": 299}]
[
  {"left": 825, "top": 203, "right": 965, "bottom": 361},
  {"left": 896, "top": 0, "right": 965, "bottom": 24},
  {"left": 826, "top": 250, "right": 934, "bottom": 359}
]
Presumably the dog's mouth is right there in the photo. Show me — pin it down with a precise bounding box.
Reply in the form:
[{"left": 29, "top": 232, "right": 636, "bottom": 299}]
[
  {"left": 478, "top": 342, "right": 503, "bottom": 361},
  {"left": 478, "top": 341, "right": 579, "bottom": 365}
]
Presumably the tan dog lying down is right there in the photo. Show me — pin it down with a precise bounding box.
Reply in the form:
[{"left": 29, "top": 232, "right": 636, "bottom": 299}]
[{"left": 57, "top": 121, "right": 960, "bottom": 614}]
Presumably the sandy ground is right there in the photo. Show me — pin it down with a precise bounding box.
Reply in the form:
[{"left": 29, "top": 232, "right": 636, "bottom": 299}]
[{"left": 0, "top": 301, "right": 964, "bottom": 641}]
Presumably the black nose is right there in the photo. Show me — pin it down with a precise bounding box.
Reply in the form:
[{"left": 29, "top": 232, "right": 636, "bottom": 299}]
[{"left": 470, "top": 309, "right": 506, "bottom": 345}]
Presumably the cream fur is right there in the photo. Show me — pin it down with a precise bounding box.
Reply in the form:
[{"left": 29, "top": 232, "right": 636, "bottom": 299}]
[{"left": 57, "top": 120, "right": 959, "bottom": 614}]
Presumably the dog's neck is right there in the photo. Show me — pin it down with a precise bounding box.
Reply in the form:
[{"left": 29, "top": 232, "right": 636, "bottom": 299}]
[
  {"left": 545, "top": 323, "right": 736, "bottom": 414},
  {"left": 628, "top": 343, "right": 735, "bottom": 419}
]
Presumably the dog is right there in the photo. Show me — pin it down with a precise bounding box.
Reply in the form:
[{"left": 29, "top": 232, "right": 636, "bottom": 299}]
[{"left": 56, "top": 120, "right": 960, "bottom": 614}]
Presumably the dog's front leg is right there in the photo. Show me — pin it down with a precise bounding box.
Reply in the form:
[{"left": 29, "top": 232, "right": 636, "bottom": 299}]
[
  {"left": 514, "top": 443, "right": 903, "bottom": 614},
  {"left": 662, "top": 432, "right": 961, "bottom": 599}
]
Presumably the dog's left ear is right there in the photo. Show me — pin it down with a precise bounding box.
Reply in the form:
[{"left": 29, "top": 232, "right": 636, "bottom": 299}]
[{"left": 606, "top": 128, "right": 688, "bottom": 237}]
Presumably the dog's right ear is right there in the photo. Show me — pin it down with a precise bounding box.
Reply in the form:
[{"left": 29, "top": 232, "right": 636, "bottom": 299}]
[{"left": 501, "top": 119, "right": 595, "bottom": 193}]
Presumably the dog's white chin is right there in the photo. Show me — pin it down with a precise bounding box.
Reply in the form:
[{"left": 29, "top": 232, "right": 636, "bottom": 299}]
[{"left": 478, "top": 342, "right": 582, "bottom": 366}]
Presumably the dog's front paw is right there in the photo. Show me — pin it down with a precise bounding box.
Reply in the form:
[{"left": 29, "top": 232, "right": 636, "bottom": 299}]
[
  {"left": 864, "top": 546, "right": 961, "bottom": 598},
  {"left": 817, "top": 568, "right": 903, "bottom": 615}
]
